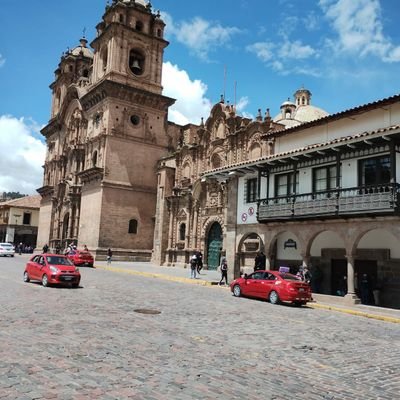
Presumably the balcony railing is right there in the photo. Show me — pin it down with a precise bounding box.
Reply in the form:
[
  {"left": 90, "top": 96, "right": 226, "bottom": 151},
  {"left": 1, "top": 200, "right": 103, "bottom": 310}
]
[{"left": 258, "top": 183, "right": 400, "bottom": 221}]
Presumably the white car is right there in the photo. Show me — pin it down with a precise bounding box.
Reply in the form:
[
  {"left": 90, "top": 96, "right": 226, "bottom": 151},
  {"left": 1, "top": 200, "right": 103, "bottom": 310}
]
[{"left": 0, "top": 243, "right": 15, "bottom": 257}]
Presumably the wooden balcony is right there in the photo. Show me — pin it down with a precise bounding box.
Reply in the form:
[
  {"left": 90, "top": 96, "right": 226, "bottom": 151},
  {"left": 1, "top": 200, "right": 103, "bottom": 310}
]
[{"left": 258, "top": 183, "right": 400, "bottom": 221}]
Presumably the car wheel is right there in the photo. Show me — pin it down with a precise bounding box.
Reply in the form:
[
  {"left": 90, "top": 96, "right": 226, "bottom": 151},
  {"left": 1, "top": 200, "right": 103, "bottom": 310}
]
[
  {"left": 269, "top": 290, "right": 280, "bottom": 305},
  {"left": 233, "top": 284, "right": 242, "bottom": 297},
  {"left": 11, "top": 255, "right": 14, "bottom": 258},
  {"left": 42, "top": 274, "right": 49, "bottom": 287},
  {"left": 23, "top": 271, "right": 30, "bottom": 283}
]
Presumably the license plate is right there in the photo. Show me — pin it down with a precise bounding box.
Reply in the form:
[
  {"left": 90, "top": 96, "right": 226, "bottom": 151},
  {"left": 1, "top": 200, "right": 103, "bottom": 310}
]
[
  {"left": 299, "top": 288, "right": 304, "bottom": 292},
  {"left": 63, "top": 276, "right": 73, "bottom": 281}
]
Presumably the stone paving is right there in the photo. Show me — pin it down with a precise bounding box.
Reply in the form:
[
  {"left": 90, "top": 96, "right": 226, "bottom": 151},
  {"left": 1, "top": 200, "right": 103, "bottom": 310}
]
[{"left": 0, "top": 255, "right": 399, "bottom": 399}]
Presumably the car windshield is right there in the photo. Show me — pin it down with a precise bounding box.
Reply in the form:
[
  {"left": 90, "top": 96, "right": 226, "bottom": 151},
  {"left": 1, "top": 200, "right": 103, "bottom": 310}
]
[
  {"left": 46, "top": 256, "right": 73, "bottom": 266},
  {"left": 1, "top": 243, "right": 13, "bottom": 248},
  {"left": 279, "top": 273, "right": 301, "bottom": 281}
]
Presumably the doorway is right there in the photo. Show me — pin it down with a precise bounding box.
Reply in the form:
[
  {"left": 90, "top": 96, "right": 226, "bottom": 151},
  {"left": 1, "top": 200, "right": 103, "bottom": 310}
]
[
  {"left": 206, "top": 222, "right": 222, "bottom": 270},
  {"left": 331, "top": 259, "right": 347, "bottom": 296}
]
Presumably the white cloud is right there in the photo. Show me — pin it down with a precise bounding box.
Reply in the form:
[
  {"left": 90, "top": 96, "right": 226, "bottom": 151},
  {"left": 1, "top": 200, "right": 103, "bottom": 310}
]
[
  {"left": 163, "top": 12, "right": 241, "bottom": 61},
  {"left": 246, "top": 42, "right": 275, "bottom": 62},
  {"left": 0, "top": 54, "right": 5, "bottom": 67},
  {"left": 247, "top": 40, "right": 317, "bottom": 75},
  {"left": 319, "top": 0, "right": 400, "bottom": 62},
  {"left": 279, "top": 40, "right": 316, "bottom": 59},
  {"left": 0, "top": 116, "right": 46, "bottom": 194},
  {"left": 162, "top": 62, "right": 212, "bottom": 125},
  {"left": 236, "top": 97, "right": 250, "bottom": 113}
]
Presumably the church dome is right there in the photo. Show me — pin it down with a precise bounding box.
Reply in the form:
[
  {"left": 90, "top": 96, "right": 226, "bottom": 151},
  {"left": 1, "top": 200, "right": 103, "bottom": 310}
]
[
  {"left": 294, "top": 105, "right": 329, "bottom": 122},
  {"left": 121, "top": 0, "right": 148, "bottom": 6},
  {"left": 70, "top": 38, "right": 93, "bottom": 59},
  {"left": 273, "top": 87, "right": 329, "bottom": 128}
]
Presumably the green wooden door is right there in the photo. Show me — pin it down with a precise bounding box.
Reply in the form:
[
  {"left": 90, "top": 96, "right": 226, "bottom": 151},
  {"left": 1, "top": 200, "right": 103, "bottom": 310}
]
[{"left": 207, "top": 223, "right": 222, "bottom": 270}]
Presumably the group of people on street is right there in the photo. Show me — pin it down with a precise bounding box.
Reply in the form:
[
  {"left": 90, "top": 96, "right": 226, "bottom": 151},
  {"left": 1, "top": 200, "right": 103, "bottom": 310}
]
[
  {"left": 15, "top": 243, "right": 34, "bottom": 255},
  {"left": 189, "top": 251, "right": 229, "bottom": 285}
]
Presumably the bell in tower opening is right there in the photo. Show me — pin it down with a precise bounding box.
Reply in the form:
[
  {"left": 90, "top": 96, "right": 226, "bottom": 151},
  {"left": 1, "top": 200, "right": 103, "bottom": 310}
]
[{"left": 129, "top": 49, "right": 145, "bottom": 76}]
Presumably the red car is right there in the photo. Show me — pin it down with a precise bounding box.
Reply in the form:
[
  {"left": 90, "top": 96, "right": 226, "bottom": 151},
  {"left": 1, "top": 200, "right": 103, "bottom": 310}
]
[
  {"left": 230, "top": 270, "right": 312, "bottom": 306},
  {"left": 24, "top": 254, "right": 81, "bottom": 288},
  {"left": 67, "top": 250, "right": 94, "bottom": 267}
]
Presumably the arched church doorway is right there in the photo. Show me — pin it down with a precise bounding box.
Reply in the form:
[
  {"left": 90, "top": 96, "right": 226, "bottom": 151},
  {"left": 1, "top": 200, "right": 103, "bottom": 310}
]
[{"left": 206, "top": 222, "right": 222, "bottom": 270}]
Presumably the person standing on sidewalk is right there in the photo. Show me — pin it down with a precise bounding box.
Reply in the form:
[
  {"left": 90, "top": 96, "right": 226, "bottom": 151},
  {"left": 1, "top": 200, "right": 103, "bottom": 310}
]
[
  {"left": 219, "top": 257, "right": 228, "bottom": 285},
  {"left": 196, "top": 251, "right": 203, "bottom": 275},
  {"left": 190, "top": 254, "right": 197, "bottom": 279},
  {"left": 107, "top": 248, "right": 113, "bottom": 265}
]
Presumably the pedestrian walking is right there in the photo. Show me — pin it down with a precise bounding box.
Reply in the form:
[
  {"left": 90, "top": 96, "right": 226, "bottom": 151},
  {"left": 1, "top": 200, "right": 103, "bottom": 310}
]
[
  {"left": 196, "top": 251, "right": 203, "bottom": 274},
  {"left": 55, "top": 243, "right": 61, "bottom": 254},
  {"left": 303, "top": 266, "right": 312, "bottom": 284},
  {"left": 42, "top": 243, "right": 49, "bottom": 254},
  {"left": 18, "top": 242, "right": 23, "bottom": 255},
  {"left": 190, "top": 254, "right": 197, "bottom": 279},
  {"left": 360, "top": 273, "right": 370, "bottom": 304},
  {"left": 83, "top": 244, "right": 89, "bottom": 252},
  {"left": 219, "top": 257, "right": 228, "bottom": 285},
  {"left": 107, "top": 248, "right": 113, "bottom": 265}
]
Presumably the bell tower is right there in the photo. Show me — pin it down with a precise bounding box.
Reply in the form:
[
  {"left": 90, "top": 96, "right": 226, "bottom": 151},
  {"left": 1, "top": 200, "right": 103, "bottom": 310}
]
[
  {"left": 91, "top": 0, "right": 166, "bottom": 95},
  {"left": 72, "top": 0, "right": 175, "bottom": 259}
]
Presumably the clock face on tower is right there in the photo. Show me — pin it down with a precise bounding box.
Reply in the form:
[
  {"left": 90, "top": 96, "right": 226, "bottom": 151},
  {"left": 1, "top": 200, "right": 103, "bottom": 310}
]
[{"left": 129, "top": 49, "right": 145, "bottom": 76}]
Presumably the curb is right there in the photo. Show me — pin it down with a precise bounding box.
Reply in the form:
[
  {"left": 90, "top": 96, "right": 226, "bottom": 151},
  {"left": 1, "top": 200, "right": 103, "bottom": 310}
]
[
  {"left": 95, "top": 265, "right": 400, "bottom": 323},
  {"left": 307, "top": 302, "right": 400, "bottom": 324}
]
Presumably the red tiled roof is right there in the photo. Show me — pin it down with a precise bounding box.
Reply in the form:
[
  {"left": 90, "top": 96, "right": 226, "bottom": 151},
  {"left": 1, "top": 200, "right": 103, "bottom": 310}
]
[{"left": 1, "top": 195, "right": 41, "bottom": 209}]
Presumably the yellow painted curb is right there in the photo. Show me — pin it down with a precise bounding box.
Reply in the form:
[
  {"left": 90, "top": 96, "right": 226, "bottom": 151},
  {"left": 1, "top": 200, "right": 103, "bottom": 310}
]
[
  {"left": 95, "top": 265, "right": 215, "bottom": 287},
  {"left": 95, "top": 265, "right": 399, "bottom": 323},
  {"left": 308, "top": 302, "right": 400, "bottom": 324}
]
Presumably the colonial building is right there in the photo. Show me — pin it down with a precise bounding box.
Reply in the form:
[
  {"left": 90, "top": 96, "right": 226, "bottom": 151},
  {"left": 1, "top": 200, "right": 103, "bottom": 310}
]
[
  {"left": 0, "top": 195, "right": 41, "bottom": 246},
  {"left": 201, "top": 94, "right": 400, "bottom": 308},
  {"left": 37, "top": 0, "right": 180, "bottom": 259}
]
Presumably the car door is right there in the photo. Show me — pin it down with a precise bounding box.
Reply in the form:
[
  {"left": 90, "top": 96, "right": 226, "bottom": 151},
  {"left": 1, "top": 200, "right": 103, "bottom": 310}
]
[
  {"left": 28, "top": 255, "right": 41, "bottom": 280},
  {"left": 262, "top": 272, "right": 277, "bottom": 298},
  {"left": 246, "top": 272, "right": 265, "bottom": 298}
]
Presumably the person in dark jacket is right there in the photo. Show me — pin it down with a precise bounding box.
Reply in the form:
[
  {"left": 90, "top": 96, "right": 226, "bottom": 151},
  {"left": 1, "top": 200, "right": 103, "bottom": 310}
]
[
  {"left": 107, "top": 248, "right": 113, "bottom": 265},
  {"left": 219, "top": 257, "right": 228, "bottom": 285}
]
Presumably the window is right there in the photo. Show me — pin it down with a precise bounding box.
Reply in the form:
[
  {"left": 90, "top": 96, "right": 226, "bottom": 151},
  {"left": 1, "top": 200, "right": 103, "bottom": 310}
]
[
  {"left": 23, "top": 213, "right": 31, "bottom": 225},
  {"left": 313, "top": 165, "right": 340, "bottom": 197},
  {"left": 359, "top": 156, "right": 390, "bottom": 186},
  {"left": 128, "top": 219, "right": 138, "bottom": 234},
  {"left": 135, "top": 21, "right": 144, "bottom": 31},
  {"left": 275, "top": 172, "right": 299, "bottom": 198},
  {"left": 246, "top": 178, "right": 257, "bottom": 203},
  {"left": 179, "top": 223, "right": 186, "bottom": 241},
  {"left": 92, "top": 151, "right": 98, "bottom": 167}
]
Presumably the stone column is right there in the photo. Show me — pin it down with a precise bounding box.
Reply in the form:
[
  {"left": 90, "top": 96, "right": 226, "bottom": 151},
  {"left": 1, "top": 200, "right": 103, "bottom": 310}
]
[
  {"left": 225, "top": 177, "right": 239, "bottom": 280},
  {"left": 192, "top": 203, "right": 198, "bottom": 250},
  {"left": 167, "top": 206, "right": 173, "bottom": 250},
  {"left": 344, "top": 254, "right": 360, "bottom": 304},
  {"left": 265, "top": 254, "right": 272, "bottom": 270}
]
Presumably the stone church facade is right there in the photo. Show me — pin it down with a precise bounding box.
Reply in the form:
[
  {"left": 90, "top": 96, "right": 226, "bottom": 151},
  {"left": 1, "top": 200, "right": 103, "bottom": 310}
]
[{"left": 37, "top": 0, "right": 181, "bottom": 259}]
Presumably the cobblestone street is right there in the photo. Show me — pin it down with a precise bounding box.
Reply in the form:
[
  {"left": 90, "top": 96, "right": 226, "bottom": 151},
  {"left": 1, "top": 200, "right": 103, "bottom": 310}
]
[{"left": 0, "top": 256, "right": 399, "bottom": 400}]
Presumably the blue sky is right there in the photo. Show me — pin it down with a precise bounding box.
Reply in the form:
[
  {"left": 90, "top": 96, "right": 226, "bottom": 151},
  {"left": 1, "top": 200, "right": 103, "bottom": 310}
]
[{"left": 1, "top": 0, "right": 400, "bottom": 193}]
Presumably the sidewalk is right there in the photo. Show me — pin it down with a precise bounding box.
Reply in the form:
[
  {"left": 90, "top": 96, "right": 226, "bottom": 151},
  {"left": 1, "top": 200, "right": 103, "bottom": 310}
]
[{"left": 94, "top": 261, "right": 400, "bottom": 323}]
